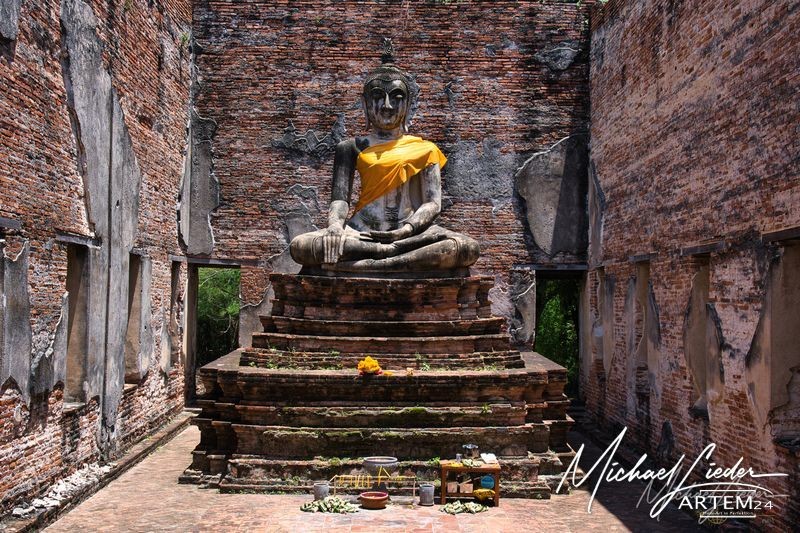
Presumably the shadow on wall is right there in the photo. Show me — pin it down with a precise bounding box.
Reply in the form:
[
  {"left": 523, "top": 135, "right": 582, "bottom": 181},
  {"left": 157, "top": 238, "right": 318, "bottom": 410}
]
[
  {"left": 747, "top": 243, "right": 800, "bottom": 442},
  {"left": 515, "top": 134, "right": 589, "bottom": 258}
]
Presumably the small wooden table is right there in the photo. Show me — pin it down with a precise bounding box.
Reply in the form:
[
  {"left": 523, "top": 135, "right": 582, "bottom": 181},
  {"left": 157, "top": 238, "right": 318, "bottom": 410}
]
[{"left": 439, "top": 460, "right": 501, "bottom": 507}]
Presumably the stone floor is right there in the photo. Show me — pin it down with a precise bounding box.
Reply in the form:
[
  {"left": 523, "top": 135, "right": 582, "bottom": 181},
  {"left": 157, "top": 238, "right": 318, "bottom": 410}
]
[{"left": 47, "top": 425, "right": 702, "bottom": 532}]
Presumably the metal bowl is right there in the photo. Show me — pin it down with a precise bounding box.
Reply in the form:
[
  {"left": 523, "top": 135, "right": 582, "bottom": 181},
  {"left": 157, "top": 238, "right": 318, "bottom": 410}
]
[
  {"left": 462, "top": 443, "right": 480, "bottom": 459},
  {"left": 363, "top": 456, "right": 399, "bottom": 476}
]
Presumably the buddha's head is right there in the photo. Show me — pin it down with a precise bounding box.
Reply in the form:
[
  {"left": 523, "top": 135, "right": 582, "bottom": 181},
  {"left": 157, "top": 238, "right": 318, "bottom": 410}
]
[{"left": 362, "top": 40, "right": 418, "bottom": 133}]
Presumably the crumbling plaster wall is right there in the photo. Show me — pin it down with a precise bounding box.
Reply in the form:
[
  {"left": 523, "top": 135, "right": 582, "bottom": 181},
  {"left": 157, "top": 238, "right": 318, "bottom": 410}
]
[
  {"left": 0, "top": 0, "right": 190, "bottom": 512},
  {"left": 586, "top": 0, "right": 800, "bottom": 529},
  {"left": 191, "top": 0, "right": 593, "bottom": 346}
]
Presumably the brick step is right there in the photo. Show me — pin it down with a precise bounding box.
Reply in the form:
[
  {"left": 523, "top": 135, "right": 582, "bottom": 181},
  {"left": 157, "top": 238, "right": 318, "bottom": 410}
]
[
  {"left": 214, "top": 479, "right": 552, "bottom": 499},
  {"left": 262, "top": 316, "right": 506, "bottom": 337},
  {"left": 270, "top": 273, "right": 492, "bottom": 306},
  {"left": 214, "top": 456, "right": 548, "bottom": 497},
  {"left": 521, "top": 352, "right": 568, "bottom": 397},
  {"left": 202, "top": 374, "right": 545, "bottom": 406},
  {"left": 251, "top": 332, "right": 511, "bottom": 354},
  {"left": 545, "top": 417, "right": 574, "bottom": 452},
  {"left": 192, "top": 412, "right": 574, "bottom": 456},
  {"left": 201, "top": 399, "right": 530, "bottom": 408},
  {"left": 182, "top": 450, "right": 570, "bottom": 492},
  {"left": 544, "top": 398, "right": 571, "bottom": 419},
  {"left": 199, "top": 351, "right": 547, "bottom": 403},
  {"left": 193, "top": 402, "right": 528, "bottom": 427},
  {"left": 274, "top": 300, "right": 491, "bottom": 321},
  {"left": 217, "top": 481, "right": 423, "bottom": 495},
  {"left": 224, "top": 456, "right": 540, "bottom": 486},
  {"left": 239, "top": 349, "right": 525, "bottom": 370},
  {"left": 228, "top": 424, "right": 550, "bottom": 458},
  {"left": 531, "top": 449, "right": 569, "bottom": 476}
]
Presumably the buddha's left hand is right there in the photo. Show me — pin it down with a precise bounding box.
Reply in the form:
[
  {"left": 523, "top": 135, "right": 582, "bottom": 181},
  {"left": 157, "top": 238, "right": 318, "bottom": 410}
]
[{"left": 361, "top": 223, "right": 414, "bottom": 243}]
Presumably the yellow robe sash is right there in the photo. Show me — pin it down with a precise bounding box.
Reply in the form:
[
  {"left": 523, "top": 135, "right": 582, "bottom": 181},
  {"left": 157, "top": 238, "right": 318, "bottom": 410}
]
[{"left": 354, "top": 135, "right": 447, "bottom": 213}]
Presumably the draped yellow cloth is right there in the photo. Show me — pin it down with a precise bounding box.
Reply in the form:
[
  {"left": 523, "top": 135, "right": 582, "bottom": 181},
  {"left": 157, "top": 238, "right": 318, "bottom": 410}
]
[{"left": 354, "top": 135, "right": 447, "bottom": 213}]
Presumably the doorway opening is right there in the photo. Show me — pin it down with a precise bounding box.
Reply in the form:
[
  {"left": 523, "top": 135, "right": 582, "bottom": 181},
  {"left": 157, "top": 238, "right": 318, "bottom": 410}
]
[
  {"left": 184, "top": 264, "right": 241, "bottom": 404},
  {"left": 197, "top": 266, "right": 241, "bottom": 367},
  {"left": 534, "top": 271, "right": 582, "bottom": 398}
]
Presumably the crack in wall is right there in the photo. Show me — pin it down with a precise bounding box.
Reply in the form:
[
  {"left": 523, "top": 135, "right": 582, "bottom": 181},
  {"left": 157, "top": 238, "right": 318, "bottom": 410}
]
[
  {"left": 508, "top": 268, "right": 536, "bottom": 347},
  {"left": 59, "top": 21, "right": 92, "bottom": 232},
  {"left": 31, "top": 293, "right": 68, "bottom": 398},
  {"left": 534, "top": 41, "right": 581, "bottom": 71},
  {"left": 178, "top": 108, "right": 219, "bottom": 255}
]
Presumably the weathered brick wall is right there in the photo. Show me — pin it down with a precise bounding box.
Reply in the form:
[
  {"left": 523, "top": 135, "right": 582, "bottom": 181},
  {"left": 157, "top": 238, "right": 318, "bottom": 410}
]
[
  {"left": 0, "top": 392, "right": 100, "bottom": 511},
  {"left": 586, "top": 0, "right": 800, "bottom": 529},
  {"left": 0, "top": 0, "right": 190, "bottom": 512},
  {"left": 191, "top": 0, "right": 593, "bottom": 340},
  {"left": 116, "top": 368, "right": 184, "bottom": 451}
]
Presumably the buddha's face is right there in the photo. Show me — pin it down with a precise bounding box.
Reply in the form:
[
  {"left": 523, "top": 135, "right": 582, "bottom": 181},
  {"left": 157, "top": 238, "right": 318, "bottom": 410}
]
[{"left": 363, "top": 78, "right": 409, "bottom": 132}]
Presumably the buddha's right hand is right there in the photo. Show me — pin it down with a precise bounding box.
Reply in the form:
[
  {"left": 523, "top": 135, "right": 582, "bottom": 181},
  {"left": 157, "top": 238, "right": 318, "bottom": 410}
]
[{"left": 322, "top": 226, "right": 346, "bottom": 264}]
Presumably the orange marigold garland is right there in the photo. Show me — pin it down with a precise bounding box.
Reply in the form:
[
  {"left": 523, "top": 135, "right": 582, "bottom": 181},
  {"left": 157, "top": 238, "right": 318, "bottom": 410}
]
[{"left": 357, "top": 356, "right": 382, "bottom": 375}]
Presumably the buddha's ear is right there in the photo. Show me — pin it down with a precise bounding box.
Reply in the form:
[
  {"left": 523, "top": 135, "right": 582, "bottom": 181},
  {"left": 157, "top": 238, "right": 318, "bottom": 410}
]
[{"left": 360, "top": 95, "right": 370, "bottom": 130}]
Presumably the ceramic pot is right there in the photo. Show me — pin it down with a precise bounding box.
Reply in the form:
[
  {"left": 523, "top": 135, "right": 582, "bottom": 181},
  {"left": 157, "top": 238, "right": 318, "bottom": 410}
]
[
  {"left": 363, "top": 456, "right": 399, "bottom": 476},
  {"left": 359, "top": 491, "right": 389, "bottom": 510}
]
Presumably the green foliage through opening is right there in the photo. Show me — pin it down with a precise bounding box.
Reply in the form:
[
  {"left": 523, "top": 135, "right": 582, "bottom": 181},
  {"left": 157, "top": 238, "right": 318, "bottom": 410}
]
[
  {"left": 197, "top": 267, "right": 241, "bottom": 367},
  {"left": 534, "top": 278, "right": 580, "bottom": 397}
]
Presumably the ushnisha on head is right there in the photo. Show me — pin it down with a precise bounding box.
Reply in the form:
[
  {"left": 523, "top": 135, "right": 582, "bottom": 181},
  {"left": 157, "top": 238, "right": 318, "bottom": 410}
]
[{"left": 361, "top": 40, "right": 419, "bottom": 133}]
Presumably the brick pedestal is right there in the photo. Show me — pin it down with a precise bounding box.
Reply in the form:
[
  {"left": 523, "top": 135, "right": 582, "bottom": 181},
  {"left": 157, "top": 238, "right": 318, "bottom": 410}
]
[{"left": 181, "top": 273, "right": 573, "bottom": 497}]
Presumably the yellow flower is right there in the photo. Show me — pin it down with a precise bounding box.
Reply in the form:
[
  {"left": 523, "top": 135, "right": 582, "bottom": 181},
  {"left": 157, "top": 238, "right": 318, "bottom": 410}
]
[
  {"left": 383, "top": 370, "right": 394, "bottom": 377},
  {"left": 357, "top": 356, "right": 382, "bottom": 375}
]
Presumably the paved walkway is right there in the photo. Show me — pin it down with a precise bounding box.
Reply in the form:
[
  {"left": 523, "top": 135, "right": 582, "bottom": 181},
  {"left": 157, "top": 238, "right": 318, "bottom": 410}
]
[{"left": 48, "top": 426, "right": 701, "bottom": 532}]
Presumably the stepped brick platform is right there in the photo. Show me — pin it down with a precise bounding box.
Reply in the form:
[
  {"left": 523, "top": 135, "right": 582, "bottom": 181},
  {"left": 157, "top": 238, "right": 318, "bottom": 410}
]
[
  {"left": 246, "top": 273, "right": 522, "bottom": 370},
  {"left": 181, "top": 273, "right": 573, "bottom": 497}
]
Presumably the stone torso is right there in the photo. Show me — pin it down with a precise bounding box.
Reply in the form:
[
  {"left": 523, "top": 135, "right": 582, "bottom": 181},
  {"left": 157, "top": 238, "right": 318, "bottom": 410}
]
[{"left": 346, "top": 174, "right": 424, "bottom": 232}]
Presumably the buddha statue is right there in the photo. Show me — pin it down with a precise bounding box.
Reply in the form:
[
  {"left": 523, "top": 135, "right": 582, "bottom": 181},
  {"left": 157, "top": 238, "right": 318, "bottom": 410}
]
[{"left": 289, "top": 48, "right": 480, "bottom": 273}]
